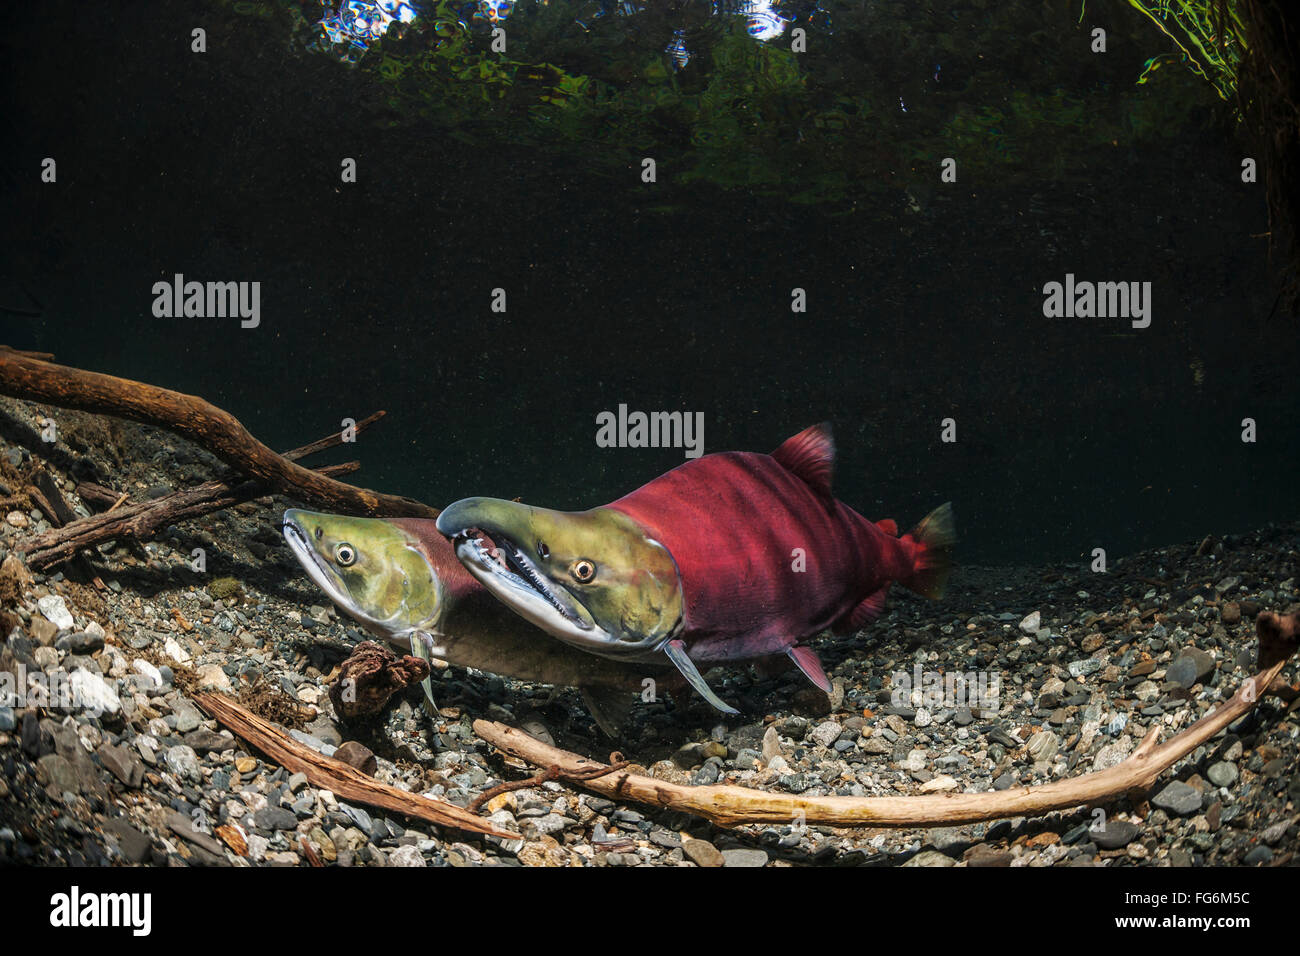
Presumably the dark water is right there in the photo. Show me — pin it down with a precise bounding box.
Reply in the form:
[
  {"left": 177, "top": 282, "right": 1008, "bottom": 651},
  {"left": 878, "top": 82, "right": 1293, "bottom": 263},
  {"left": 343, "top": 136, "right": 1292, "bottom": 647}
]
[{"left": 2, "top": 0, "right": 1296, "bottom": 565}]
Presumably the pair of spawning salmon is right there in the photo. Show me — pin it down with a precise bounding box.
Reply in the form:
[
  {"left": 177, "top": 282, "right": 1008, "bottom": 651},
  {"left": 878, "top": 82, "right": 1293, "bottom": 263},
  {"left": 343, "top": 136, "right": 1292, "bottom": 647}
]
[{"left": 282, "top": 424, "right": 954, "bottom": 732}]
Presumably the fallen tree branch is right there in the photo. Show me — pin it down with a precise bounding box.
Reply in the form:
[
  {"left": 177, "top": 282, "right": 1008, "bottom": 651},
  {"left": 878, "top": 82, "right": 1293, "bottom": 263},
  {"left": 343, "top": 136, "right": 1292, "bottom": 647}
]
[
  {"left": 473, "top": 612, "right": 1298, "bottom": 830},
  {"left": 72, "top": 461, "right": 358, "bottom": 512},
  {"left": 0, "top": 346, "right": 437, "bottom": 518},
  {"left": 467, "top": 751, "right": 631, "bottom": 814},
  {"left": 21, "top": 465, "right": 358, "bottom": 570},
  {"left": 195, "top": 692, "right": 518, "bottom": 841},
  {"left": 30, "top": 468, "right": 78, "bottom": 526},
  {"left": 18, "top": 414, "right": 372, "bottom": 569},
  {"left": 23, "top": 467, "right": 109, "bottom": 585},
  {"left": 281, "top": 410, "right": 386, "bottom": 462},
  {"left": 22, "top": 477, "right": 265, "bottom": 568}
]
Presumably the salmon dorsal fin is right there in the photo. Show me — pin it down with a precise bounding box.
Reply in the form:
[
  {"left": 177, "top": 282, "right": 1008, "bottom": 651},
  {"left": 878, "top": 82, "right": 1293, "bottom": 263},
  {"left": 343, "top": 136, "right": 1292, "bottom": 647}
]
[{"left": 771, "top": 423, "right": 834, "bottom": 499}]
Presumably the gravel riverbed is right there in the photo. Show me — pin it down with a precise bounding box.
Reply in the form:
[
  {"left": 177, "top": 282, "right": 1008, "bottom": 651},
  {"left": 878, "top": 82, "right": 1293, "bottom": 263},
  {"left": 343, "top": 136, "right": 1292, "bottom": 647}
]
[{"left": 0, "top": 397, "right": 1296, "bottom": 867}]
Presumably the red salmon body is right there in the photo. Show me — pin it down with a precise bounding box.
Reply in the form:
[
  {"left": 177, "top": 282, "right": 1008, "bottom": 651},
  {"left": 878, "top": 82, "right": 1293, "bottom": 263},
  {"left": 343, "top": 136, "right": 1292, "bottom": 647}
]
[{"left": 608, "top": 425, "right": 950, "bottom": 663}]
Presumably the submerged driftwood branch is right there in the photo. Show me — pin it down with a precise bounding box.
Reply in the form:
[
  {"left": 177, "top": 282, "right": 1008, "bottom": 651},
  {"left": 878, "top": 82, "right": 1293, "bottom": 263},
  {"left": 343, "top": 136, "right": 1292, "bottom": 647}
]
[
  {"left": 24, "top": 477, "right": 259, "bottom": 569},
  {"left": 0, "top": 345, "right": 437, "bottom": 518},
  {"left": 18, "top": 417, "right": 374, "bottom": 569},
  {"left": 196, "top": 692, "right": 517, "bottom": 840},
  {"left": 474, "top": 612, "right": 1299, "bottom": 830}
]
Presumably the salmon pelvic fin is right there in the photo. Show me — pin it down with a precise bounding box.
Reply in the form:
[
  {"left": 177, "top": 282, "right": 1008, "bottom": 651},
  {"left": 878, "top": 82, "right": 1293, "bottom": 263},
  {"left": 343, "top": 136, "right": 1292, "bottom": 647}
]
[{"left": 902, "top": 502, "right": 956, "bottom": 600}]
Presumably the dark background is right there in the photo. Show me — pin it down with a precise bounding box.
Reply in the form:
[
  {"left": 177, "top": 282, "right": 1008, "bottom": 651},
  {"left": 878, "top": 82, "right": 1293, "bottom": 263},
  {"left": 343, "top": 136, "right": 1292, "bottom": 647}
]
[{"left": 2, "top": 0, "right": 1295, "bottom": 565}]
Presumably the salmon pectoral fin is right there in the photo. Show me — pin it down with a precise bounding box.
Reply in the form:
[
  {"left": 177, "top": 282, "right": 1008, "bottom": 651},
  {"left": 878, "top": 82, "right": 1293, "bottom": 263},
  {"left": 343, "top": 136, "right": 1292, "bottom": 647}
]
[
  {"left": 902, "top": 502, "right": 957, "bottom": 600},
  {"left": 664, "top": 639, "right": 740, "bottom": 715},
  {"left": 834, "top": 583, "right": 891, "bottom": 634},
  {"left": 409, "top": 630, "right": 441, "bottom": 718},
  {"left": 580, "top": 687, "right": 637, "bottom": 737},
  {"left": 787, "top": 645, "right": 833, "bottom": 693}
]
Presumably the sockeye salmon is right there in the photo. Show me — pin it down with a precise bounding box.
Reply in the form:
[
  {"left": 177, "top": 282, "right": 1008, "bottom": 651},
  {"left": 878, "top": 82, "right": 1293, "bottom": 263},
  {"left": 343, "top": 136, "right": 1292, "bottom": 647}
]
[
  {"left": 435, "top": 424, "right": 955, "bottom": 713},
  {"left": 281, "top": 509, "right": 674, "bottom": 733}
]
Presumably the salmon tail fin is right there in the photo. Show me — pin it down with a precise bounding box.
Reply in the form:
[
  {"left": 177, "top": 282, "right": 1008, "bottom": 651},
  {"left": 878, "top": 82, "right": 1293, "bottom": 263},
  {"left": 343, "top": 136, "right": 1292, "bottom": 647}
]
[{"left": 902, "top": 502, "right": 956, "bottom": 599}]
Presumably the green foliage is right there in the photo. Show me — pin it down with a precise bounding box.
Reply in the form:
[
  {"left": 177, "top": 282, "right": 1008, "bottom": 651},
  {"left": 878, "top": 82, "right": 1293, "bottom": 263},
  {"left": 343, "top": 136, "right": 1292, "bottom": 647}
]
[
  {"left": 1127, "top": 0, "right": 1246, "bottom": 102},
  {"left": 225, "top": 0, "right": 1227, "bottom": 205}
]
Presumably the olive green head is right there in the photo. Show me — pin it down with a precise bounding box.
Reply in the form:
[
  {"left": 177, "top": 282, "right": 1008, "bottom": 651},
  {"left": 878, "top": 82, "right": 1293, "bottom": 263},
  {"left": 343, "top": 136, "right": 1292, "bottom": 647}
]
[
  {"left": 436, "top": 497, "right": 682, "bottom": 659},
  {"left": 282, "top": 509, "right": 440, "bottom": 637}
]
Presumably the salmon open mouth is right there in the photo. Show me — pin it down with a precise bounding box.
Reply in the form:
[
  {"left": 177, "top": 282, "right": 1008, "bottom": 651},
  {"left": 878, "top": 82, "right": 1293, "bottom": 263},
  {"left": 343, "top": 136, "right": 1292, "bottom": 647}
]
[{"left": 451, "top": 527, "right": 590, "bottom": 629}]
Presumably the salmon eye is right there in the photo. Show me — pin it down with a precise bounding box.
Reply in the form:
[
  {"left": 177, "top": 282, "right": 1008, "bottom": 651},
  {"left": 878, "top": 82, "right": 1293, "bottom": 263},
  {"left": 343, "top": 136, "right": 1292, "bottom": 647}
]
[
  {"left": 537, "top": 541, "right": 550, "bottom": 560},
  {"left": 570, "top": 559, "right": 595, "bottom": 583},
  {"left": 335, "top": 542, "right": 357, "bottom": 566}
]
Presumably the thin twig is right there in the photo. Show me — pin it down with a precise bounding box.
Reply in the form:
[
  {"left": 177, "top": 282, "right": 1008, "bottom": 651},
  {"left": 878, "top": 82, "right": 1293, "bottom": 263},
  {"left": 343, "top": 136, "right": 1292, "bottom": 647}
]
[
  {"left": 298, "top": 837, "right": 325, "bottom": 867},
  {"left": 468, "top": 752, "right": 630, "bottom": 814}
]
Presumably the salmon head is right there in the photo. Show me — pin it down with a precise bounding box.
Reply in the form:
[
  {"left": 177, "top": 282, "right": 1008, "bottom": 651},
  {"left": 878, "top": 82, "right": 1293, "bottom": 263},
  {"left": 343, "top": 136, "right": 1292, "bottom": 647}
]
[
  {"left": 434, "top": 497, "right": 683, "bottom": 658},
  {"left": 282, "top": 509, "right": 442, "bottom": 641}
]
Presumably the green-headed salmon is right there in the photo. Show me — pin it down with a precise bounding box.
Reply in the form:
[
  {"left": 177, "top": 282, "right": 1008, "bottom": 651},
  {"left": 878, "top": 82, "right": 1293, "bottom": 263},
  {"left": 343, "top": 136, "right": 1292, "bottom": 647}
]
[{"left": 281, "top": 509, "right": 674, "bottom": 733}]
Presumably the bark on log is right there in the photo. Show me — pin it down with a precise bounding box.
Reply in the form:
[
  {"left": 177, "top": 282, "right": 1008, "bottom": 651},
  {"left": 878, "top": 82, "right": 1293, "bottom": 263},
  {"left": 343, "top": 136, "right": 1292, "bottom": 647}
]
[
  {"left": 22, "top": 477, "right": 263, "bottom": 568},
  {"left": 30, "top": 469, "right": 77, "bottom": 526},
  {"left": 0, "top": 346, "right": 437, "bottom": 518},
  {"left": 73, "top": 459, "right": 358, "bottom": 512},
  {"left": 473, "top": 612, "right": 1297, "bottom": 829},
  {"left": 196, "top": 692, "right": 518, "bottom": 840},
  {"left": 21, "top": 461, "right": 357, "bottom": 569}
]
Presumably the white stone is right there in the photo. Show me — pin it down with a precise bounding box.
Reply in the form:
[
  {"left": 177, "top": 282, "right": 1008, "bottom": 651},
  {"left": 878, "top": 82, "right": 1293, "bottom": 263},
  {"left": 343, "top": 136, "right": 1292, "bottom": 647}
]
[
  {"left": 1092, "top": 737, "right": 1133, "bottom": 771},
  {"left": 69, "top": 667, "right": 121, "bottom": 716},
  {"left": 165, "top": 744, "right": 201, "bottom": 782},
  {"left": 761, "top": 725, "right": 782, "bottom": 761},
  {"left": 1134, "top": 680, "right": 1160, "bottom": 702},
  {"left": 387, "top": 845, "right": 427, "bottom": 867},
  {"left": 245, "top": 834, "right": 269, "bottom": 862},
  {"left": 810, "top": 720, "right": 841, "bottom": 748},
  {"left": 37, "top": 595, "right": 75, "bottom": 631},
  {"left": 163, "top": 637, "right": 191, "bottom": 664},
  {"left": 132, "top": 659, "right": 163, "bottom": 688}
]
